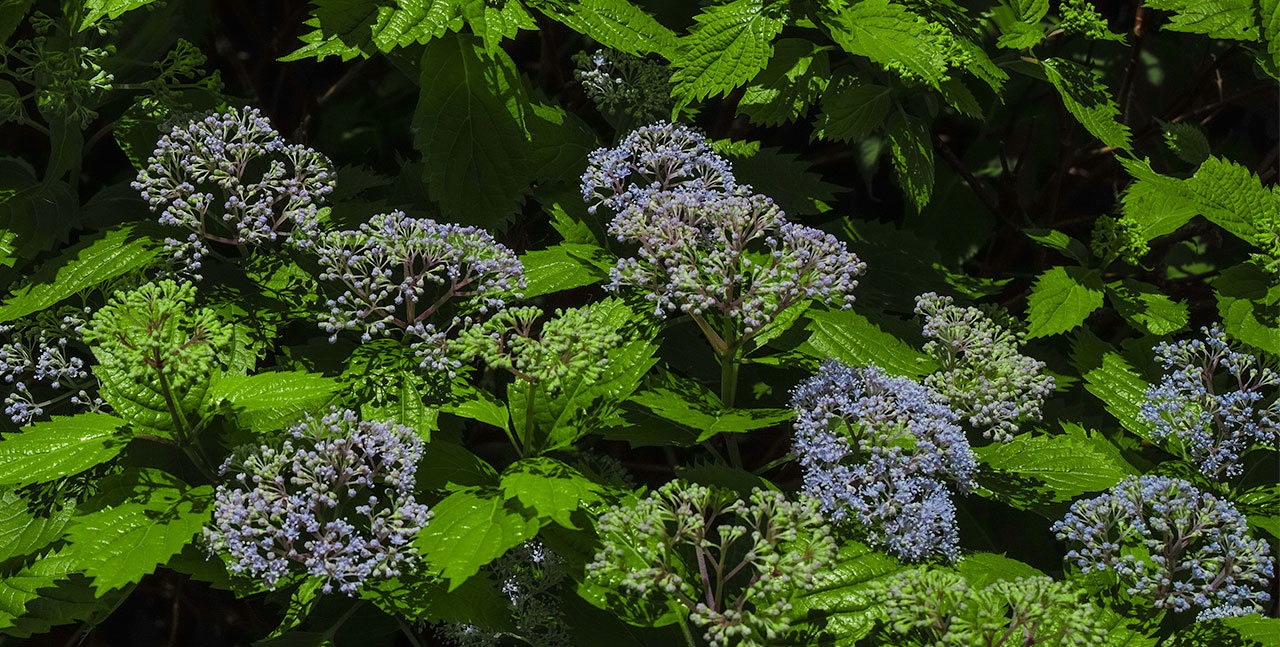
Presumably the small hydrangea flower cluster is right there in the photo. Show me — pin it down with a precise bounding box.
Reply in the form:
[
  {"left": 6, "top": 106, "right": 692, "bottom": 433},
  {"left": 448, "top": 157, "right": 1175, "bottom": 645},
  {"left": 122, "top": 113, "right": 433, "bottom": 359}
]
[
  {"left": 572, "top": 49, "right": 673, "bottom": 123},
  {"left": 1052, "top": 475, "right": 1273, "bottom": 613},
  {"left": 204, "top": 408, "right": 432, "bottom": 595},
  {"left": 587, "top": 481, "right": 836, "bottom": 647},
  {"left": 582, "top": 122, "right": 865, "bottom": 352},
  {"left": 791, "top": 361, "right": 978, "bottom": 561},
  {"left": 914, "top": 292, "right": 1055, "bottom": 443},
  {"left": 455, "top": 301, "right": 622, "bottom": 393},
  {"left": 1089, "top": 215, "right": 1149, "bottom": 265},
  {"left": 82, "top": 281, "right": 231, "bottom": 429},
  {"left": 438, "top": 541, "right": 573, "bottom": 647},
  {"left": 306, "top": 210, "right": 525, "bottom": 375},
  {"left": 873, "top": 569, "right": 1106, "bottom": 647},
  {"left": 0, "top": 319, "right": 96, "bottom": 425},
  {"left": 1139, "top": 325, "right": 1279, "bottom": 478},
  {"left": 132, "top": 107, "right": 335, "bottom": 277}
]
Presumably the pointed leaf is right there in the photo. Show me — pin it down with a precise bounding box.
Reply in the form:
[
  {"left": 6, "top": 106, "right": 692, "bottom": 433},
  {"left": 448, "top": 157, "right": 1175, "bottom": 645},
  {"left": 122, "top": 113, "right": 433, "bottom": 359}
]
[
  {"left": 669, "top": 0, "right": 788, "bottom": 103},
  {"left": 0, "top": 414, "right": 129, "bottom": 487},
  {"left": 1025, "top": 266, "right": 1105, "bottom": 338},
  {"left": 413, "top": 488, "right": 539, "bottom": 590}
]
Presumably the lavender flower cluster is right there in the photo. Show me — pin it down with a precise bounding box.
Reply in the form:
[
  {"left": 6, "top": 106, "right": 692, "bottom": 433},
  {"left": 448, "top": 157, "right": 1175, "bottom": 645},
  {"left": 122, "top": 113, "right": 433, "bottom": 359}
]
[
  {"left": 572, "top": 49, "right": 673, "bottom": 123},
  {"left": 132, "top": 107, "right": 334, "bottom": 277},
  {"left": 914, "top": 292, "right": 1055, "bottom": 443},
  {"left": 306, "top": 210, "right": 525, "bottom": 376},
  {"left": 438, "top": 541, "right": 572, "bottom": 647},
  {"left": 582, "top": 122, "right": 865, "bottom": 347},
  {"left": 587, "top": 481, "right": 836, "bottom": 647},
  {"left": 790, "top": 361, "right": 978, "bottom": 561},
  {"left": 204, "top": 408, "right": 432, "bottom": 595},
  {"left": 0, "top": 319, "right": 96, "bottom": 425},
  {"left": 1139, "top": 325, "right": 1279, "bottom": 478},
  {"left": 1052, "top": 475, "right": 1273, "bottom": 613},
  {"left": 874, "top": 569, "right": 1105, "bottom": 647}
]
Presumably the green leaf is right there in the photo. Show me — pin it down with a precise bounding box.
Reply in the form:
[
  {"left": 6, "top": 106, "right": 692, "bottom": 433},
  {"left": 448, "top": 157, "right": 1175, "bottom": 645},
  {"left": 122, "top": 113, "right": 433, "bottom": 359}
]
[
  {"left": 95, "top": 364, "right": 210, "bottom": 434},
  {"left": 0, "top": 0, "right": 32, "bottom": 43},
  {"left": 1163, "top": 121, "right": 1211, "bottom": 165},
  {"left": 0, "top": 563, "right": 126, "bottom": 637},
  {"left": 362, "top": 572, "right": 512, "bottom": 627},
  {"left": 669, "top": 0, "right": 787, "bottom": 104},
  {"left": 460, "top": 0, "right": 536, "bottom": 54},
  {"left": 785, "top": 542, "right": 906, "bottom": 644},
  {"left": 519, "top": 243, "right": 609, "bottom": 298},
  {"left": 886, "top": 110, "right": 934, "bottom": 211},
  {"left": 725, "top": 146, "right": 843, "bottom": 217},
  {"left": 1025, "top": 228, "right": 1090, "bottom": 264},
  {"left": 1119, "top": 158, "right": 1199, "bottom": 240},
  {"left": 0, "top": 227, "right": 159, "bottom": 323},
  {"left": 412, "top": 34, "right": 532, "bottom": 228},
  {"left": 444, "top": 385, "right": 511, "bottom": 433},
  {"left": 0, "top": 492, "right": 73, "bottom": 563},
  {"left": 1040, "top": 58, "right": 1132, "bottom": 151},
  {"left": 1260, "top": 0, "right": 1280, "bottom": 71},
  {"left": 1073, "top": 336, "right": 1158, "bottom": 441},
  {"left": 539, "top": 0, "right": 677, "bottom": 58},
  {"left": 955, "top": 552, "right": 1045, "bottom": 588},
  {"left": 417, "top": 440, "right": 499, "bottom": 492},
  {"left": 413, "top": 488, "right": 539, "bottom": 590},
  {"left": 207, "top": 371, "right": 342, "bottom": 432},
  {"left": 1213, "top": 262, "right": 1280, "bottom": 353},
  {"left": 813, "top": 81, "right": 891, "bottom": 143},
  {"left": 821, "top": 0, "right": 951, "bottom": 88},
  {"left": 1144, "top": 0, "right": 1260, "bottom": 40},
  {"left": 499, "top": 457, "right": 602, "bottom": 529},
  {"left": 1025, "top": 266, "right": 1105, "bottom": 338},
  {"left": 628, "top": 370, "right": 792, "bottom": 443},
  {"left": 80, "top": 0, "right": 160, "bottom": 29},
  {"left": 1182, "top": 156, "right": 1277, "bottom": 245},
  {"left": 798, "top": 309, "right": 936, "bottom": 378},
  {"left": 62, "top": 469, "right": 214, "bottom": 594},
  {"left": 737, "top": 38, "right": 829, "bottom": 126},
  {"left": 1106, "top": 279, "right": 1189, "bottom": 336},
  {"left": 0, "top": 414, "right": 129, "bottom": 487},
  {"left": 974, "top": 427, "right": 1135, "bottom": 508},
  {"left": 372, "top": 0, "right": 461, "bottom": 49},
  {"left": 1222, "top": 615, "right": 1280, "bottom": 646}
]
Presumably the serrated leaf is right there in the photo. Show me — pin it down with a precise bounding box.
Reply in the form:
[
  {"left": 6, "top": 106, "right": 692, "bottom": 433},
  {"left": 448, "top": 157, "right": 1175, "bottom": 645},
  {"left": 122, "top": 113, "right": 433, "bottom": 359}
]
[
  {"left": 1106, "top": 279, "right": 1189, "bottom": 336},
  {"left": 1213, "top": 262, "right": 1280, "bottom": 354},
  {"left": 726, "top": 146, "right": 843, "bottom": 217},
  {"left": 1222, "top": 615, "right": 1280, "bottom": 646},
  {"left": 0, "top": 227, "right": 159, "bottom": 323},
  {"left": 80, "top": 0, "right": 160, "bottom": 29},
  {"left": 207, "top": 371, "right": 342, "bottom": 432},
  {"left": 95, "top": 364, "right": 210, "bottom": 434},
  {"left": 1145, "top": 0, "right": 1260, "bottom": 40},
  {"left": 1073, "top": 336, "right": 1158, "bottom": 441},
  {"left": 1182, "top": 156, "right": 1277, "bottom": 245},
  {"left": 813, "top": 81, "right": 891, "bottom": 143},
  {"left": 444, "top": 385, "right": 511, "bottom": 432},
  {"left": 822, "top": 0, "right": 950, "bottom": 88},
  {"left": 0, "top": 414, "right": 129, "bottom": 487},
  {"left": 62, "top": 469, "right": 213, "bottom": 594},
  {"left": 1025, "top": 266, "right": 1105, "bottom": 338},
  {"left": 374, "top": 0, "right": 460, "bottom": 50},
  {"left": 540, "top": 0, "right": 677, "bottom": 58},
  {"left": 417, "top": 440, "right": 499, "bottom": 491},
  {"left": 628, "top": 370, "right": 792, "bottom": 443},
  {"left": 519, "top": 243, "right": 609, "bottom": 298},
  {"left": 0, "top": 563, "right": 126, "bottom": 637},
  {"left": 460, "top": 0, "right": 536, "bottom": 53},
  {"left": 669, "top": 0, "right": 788, "bottom": 104},
  {"left": 1025, "top": 228, "right": 1090, "bottom": 264},
  {"left": 799, "top": 309, "right": 936, "bottom": 378},
  {"left": 955, "top": 552, "right": 1045, "bottom": 587},
  {"left": 499, "top": 457, "right": 602, "bottom": 529},
  {"left": 1119, "top": 158, "right": 1198, "bottom": 240},
  {"left": 886, "top": 110, "right": 934, "bottom": 210},
  {"left": 413, "top": 488, "right": 539, "bottom": 590},
  {"left": 975, "top": 428, "right": 1135, "bottom": 508},
  {"left": 412, "top": 34, "right": 532, "bottom": 228},
  {"left": 737, "top": 38, "right": 829, "bottom": 126},
  {"left": 1163, "top": 121, "right": 1211, "bottom": 165},
  {"left": 0, "top": 492, "right": 73, "bottom": 563},
  {"left": 0, "top": 0, "right": 32, "bottom": 43},
  {"left": 785, "top": 542, "right": 906, "bottom": 643},
  {"left": 1041, "top": 58, "right": 1132, "bottom": 151},
  {"left": 1261, "top": 0, "right": 1280, "bottom": 71}
]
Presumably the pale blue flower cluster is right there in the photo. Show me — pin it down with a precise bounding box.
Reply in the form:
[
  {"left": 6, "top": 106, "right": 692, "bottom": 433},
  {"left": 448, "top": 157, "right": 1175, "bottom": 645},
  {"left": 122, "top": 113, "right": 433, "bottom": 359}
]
[
  {"left": 582, "top": 123, "right": 864, "bottom": 340},
  {"left": 790, "top": 361, "right": 977, "bottom": 561},
  {"left": 914, "top": 292, "right": 1055, "bottom": 443},
  {"left": 1139, "top": 325, "right": 1279, "bottom": 478},
  {"left": 1052, "top": 475, "right": 1273, "bottom": 613},
  {"left": 132, "top": 107, "right": 335, "bottom": 277},
  {"left": 306, "top": 210, "right": 525, "bottom": 375},
  {"left": 205, "top": 408, "right": 432, "bottom": 595},
  {"left": 0, "top": 318, "right": 98, "bottom": 425}
]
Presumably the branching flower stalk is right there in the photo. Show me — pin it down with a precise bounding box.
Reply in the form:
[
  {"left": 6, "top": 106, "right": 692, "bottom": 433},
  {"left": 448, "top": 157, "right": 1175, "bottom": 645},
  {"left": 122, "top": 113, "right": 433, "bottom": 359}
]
[
  {"left": 82, "top": 281, "right": 230, "bottom": 474},
  {"left": 588, "top": 481, "right": 836, "bottom": 647},
  {"left": 0, "top": 312, "right": 101, "bottom": 425}
]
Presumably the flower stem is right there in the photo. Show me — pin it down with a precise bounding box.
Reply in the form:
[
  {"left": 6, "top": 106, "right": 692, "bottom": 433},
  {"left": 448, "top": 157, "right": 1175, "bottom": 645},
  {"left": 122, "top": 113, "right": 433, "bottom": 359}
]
[
  {"left": 719, "top": 348, "right": 743, "bottom": 469},
  {"left": 678, "top": 617, "right": 699, "bottom": 647}
]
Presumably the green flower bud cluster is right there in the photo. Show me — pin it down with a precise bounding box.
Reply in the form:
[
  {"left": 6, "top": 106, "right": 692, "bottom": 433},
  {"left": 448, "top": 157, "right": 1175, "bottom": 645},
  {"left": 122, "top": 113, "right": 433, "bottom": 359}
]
[
  {"left": 587, "top": 481, "right": 836, "bottom": 647},
  {"left": 455, "top": 301, "right": 622, "bottom": 393},
  {"left": 874, "top": 569, "right": 1106, "bottom": 647},
  {"left": 1090, "top": 215, "right": 1149, "bottom": 266},
  {"left": 82, "top": 281, "right": 231, "bottom": 424}
]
